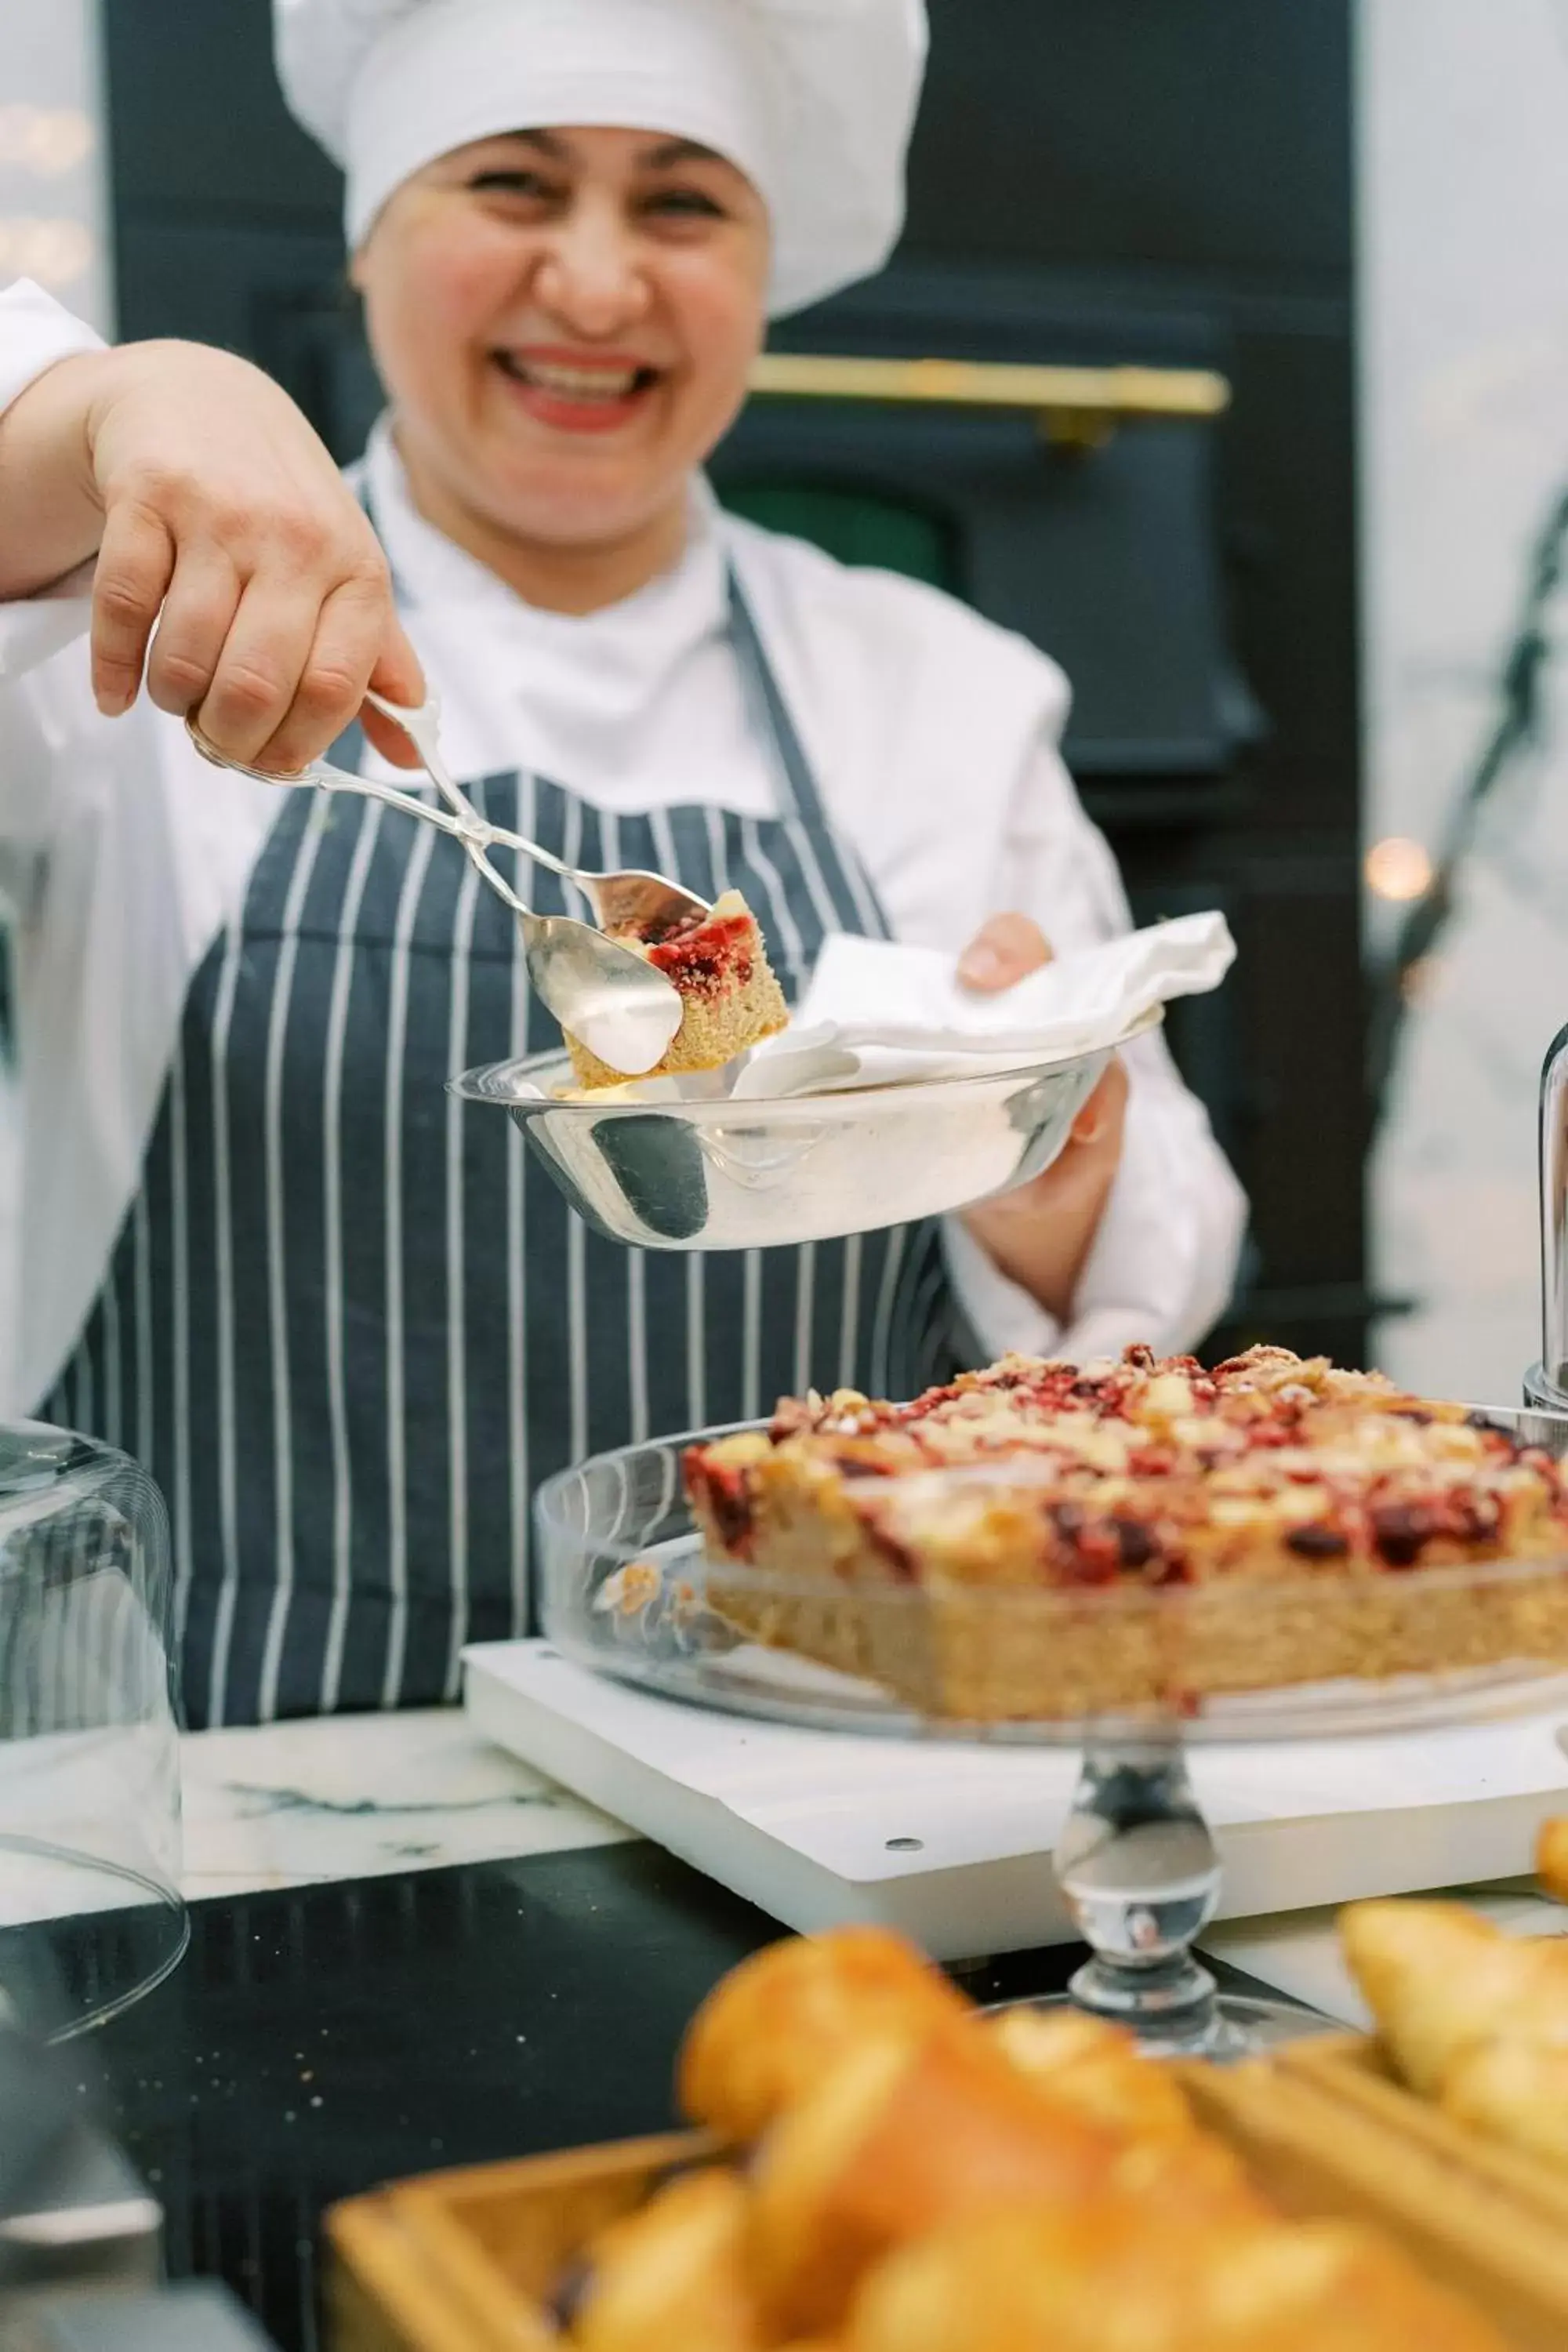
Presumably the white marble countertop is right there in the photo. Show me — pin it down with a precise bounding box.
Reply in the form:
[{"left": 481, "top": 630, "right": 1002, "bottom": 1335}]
[
  {"left": 175, "top": 1709, "right": 1567, "bottom": 2029},
  {"left": 179, "top": 1708, "right": 632, "bottom": 1902}
]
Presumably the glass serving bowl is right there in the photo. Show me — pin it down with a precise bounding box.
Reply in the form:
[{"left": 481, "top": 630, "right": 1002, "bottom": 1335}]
[
  {"left": 535, "top": 1408, "right": 1568, "bottom": 2057},
  {"left": 0, "top": 1425, "right": 186, "bottom": 2039}
]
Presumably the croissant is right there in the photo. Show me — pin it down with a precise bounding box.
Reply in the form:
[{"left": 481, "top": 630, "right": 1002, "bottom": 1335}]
[
  {"left": 1340, "top": 1899, "right": 1568, "bottom": 2096},
  {"left": 546, "top": 1921, "right": 1511, "bottom": 2346},
  {"left": 679, "top": 1926, "right": 973, "bottom": 2144},
  {"left": 844, "top": 2200, "right": 1508, "bottom": 2352},
  {"left": 1103, "top": 2129, "right": 1269, "bottom": 2226},
  {"left": 570, "top": 2168, "right": 768, "bottom": 2352},
  {"left": 1537, "top": 1813, "right": 1568, "bottom": 1903},
  {"left": 747, "top": 2028, "right": 1122, "bottom": 2336},
  {"left": 1440, "top": 2028, "right": 1568, "bottom": 2168},
  {"left": 987, "top": 2007, "right": 1197, "bottom": 2143}
]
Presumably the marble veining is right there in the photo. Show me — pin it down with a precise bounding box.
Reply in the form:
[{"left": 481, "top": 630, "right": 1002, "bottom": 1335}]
[{"left": 180, "top": 1707, "right": 633, "bottom": 1901}]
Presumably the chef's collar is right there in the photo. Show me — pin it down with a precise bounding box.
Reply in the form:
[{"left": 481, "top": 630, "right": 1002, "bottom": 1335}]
[
  {"left": 274, "top": 0, "right": 927, "bottom": 314},
  {"left": 361, "top": 411, "right": 731, "bottom": 632}
]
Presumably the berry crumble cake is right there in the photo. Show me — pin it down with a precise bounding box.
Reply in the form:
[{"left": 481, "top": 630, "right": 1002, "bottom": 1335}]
[{"left": 683, "top": 1346, "right": 1568, "bottom": 1719}]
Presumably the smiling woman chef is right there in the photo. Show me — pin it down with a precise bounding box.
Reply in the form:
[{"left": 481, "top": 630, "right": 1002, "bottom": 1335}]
[{"left": 0, "top": 0, "right": 1244, "bottom": 1726}]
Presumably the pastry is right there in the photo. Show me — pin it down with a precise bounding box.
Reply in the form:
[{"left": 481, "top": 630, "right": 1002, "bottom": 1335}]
[
  {"left": 535, "top": 1923, "right": 1505, "bottom": 2348},
  {"left": 744, "top": 2007, "right": 1261, "bottom": 2335},
  {"left": 1537, "top": 1813, "right": 1568, "bottom": 1902},
  {"left": 686, "top": 1345, "right": 1568, "bottom": 1718},
  {"left": 1442, "top": 2031, "right": 1568, "bottom": 2169},
  {"left": 678, "top": 1925, "right": 972, "bottom": 2144},
  {"left": 986, "top": 2008, "right": 1197, "bottom": 2143},
  {"left": 566, "top": 888, "right": 789, "bottom": 1088},
  {"left": 844, "top": 2201, "right": 1507, "bottom": 2352},
  {"left": 746, "top": 2029, "right": 1126, "bottom": 2335},
  {"left": 1341, "top": 1898, "right": 1568, "bottom": 2099},
  {"left": 1341, "top": 1895, "right": 1568, "bottom": 2167},
  {"left": 570, "top": 2167, "right": 766, "bottom": 2352}
]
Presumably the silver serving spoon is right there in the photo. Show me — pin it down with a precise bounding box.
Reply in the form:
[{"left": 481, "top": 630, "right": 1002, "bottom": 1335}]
[
  {"left": 362, "top": 690, "right": 709, "bottom": 938},
  {"left": 186, "top": 690, "right": 701, "bottom": 1076}
]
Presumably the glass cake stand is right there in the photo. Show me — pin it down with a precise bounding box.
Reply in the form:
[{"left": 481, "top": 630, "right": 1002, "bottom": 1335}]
[{"left": 535, "top": 1410, "right": 1568, "bottom": 2059}]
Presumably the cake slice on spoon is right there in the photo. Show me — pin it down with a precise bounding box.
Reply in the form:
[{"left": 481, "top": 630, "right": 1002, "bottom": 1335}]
[{"left": 564, "top": 888, "right": 789, "bottom": 1090}]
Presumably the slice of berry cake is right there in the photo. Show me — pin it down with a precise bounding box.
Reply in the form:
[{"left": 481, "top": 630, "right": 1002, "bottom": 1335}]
[{"left": 566, "top": 888, "right": 789, "bottom": 1090}]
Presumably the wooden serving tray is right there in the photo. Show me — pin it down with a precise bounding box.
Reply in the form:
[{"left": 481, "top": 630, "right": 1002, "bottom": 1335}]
[
  {"left": 328, "top": 2049, "right": 1568, "bottom": 2352},
  {"left": 1181, "top": 2036, "right": 1568, "bottom": 2352},
  {"left": 1277, "top": 2032, "right": 1568, "bottom": 2229},
  {"left": 327, "top": 2129, "right": 718, "bottom": 2352}
]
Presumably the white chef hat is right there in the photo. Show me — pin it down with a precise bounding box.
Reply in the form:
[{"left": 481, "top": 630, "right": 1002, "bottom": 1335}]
[{"left": 274, "top": 0, "right": 927, "bottom": 316}]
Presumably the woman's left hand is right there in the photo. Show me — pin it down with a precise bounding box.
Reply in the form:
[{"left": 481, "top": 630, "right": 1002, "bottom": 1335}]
[{"left": 956, "top": 912, "right": 1129, "bottom": 1326}]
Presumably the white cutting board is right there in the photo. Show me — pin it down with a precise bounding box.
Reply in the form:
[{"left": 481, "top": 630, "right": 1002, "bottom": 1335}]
[{"left": 463, "top": 1640, "right": 1568, "bottom": 1962}]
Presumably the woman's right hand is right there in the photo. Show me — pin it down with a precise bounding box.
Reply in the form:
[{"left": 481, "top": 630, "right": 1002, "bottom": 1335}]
[{"left": 2, "top": 338, "right": 424, "bottom": 773}]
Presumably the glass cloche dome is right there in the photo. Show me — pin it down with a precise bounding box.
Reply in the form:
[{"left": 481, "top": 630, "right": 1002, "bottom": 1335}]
[{"left": 0, "top": 1424, "right": 185, "bottom": 2039}]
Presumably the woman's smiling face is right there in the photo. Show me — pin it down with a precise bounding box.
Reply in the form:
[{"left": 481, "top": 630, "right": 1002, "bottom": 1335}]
[{"left": 353, "top": 124, "right": 771, "bottom": 564}]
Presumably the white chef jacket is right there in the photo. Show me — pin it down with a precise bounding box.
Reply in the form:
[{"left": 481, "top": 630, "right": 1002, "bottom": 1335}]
[{"left": 0, "top": 280, "right": 1245, "bottom": 1415}]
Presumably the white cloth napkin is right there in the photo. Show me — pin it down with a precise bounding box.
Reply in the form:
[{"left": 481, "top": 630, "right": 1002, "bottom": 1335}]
[{"left": 728, "top": 911, "right": 1236, "bottom": 1100}]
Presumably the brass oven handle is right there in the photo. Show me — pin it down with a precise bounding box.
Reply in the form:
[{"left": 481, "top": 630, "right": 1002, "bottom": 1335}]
[{"left": 747, "top": 353, "right": 1230, "bottom": 446}]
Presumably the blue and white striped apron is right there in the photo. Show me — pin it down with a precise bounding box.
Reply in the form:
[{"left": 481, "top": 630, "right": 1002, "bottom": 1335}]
[{"left": 42, "top": 567, "right": 954, "bottom": 1726}]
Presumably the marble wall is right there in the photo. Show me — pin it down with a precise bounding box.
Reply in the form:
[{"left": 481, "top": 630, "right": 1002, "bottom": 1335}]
[{"left": 1365, "top": 0, "right": 1568, "bottom": 1401}]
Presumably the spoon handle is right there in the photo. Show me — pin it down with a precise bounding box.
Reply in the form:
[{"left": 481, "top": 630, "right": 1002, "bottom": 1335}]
[
  {"left": 464, "top": 817, "right": 579, "bottom": 890},
  {"left": 359, "top": 688, "right": 584, "bottom": 901},
  {"left": 184, "top": 717, "right": 477, "bottom": 841},
  {"left": 187, "top": 713, "right": 680, "bottom": 1062},
  {"left": 454, "top": 829, "right": 534, "bottom": 924}
]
